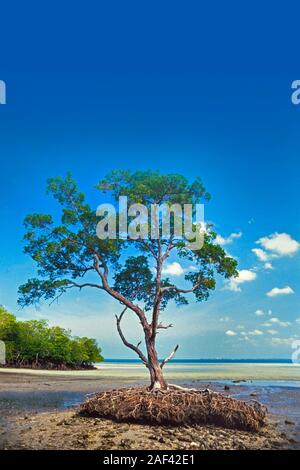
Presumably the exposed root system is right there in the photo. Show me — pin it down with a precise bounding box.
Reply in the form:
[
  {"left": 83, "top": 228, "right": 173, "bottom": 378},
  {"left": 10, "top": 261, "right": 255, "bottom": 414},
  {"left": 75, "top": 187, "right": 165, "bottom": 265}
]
[{"left": 79, "top": 387, "right": 267, "bottom": 432}]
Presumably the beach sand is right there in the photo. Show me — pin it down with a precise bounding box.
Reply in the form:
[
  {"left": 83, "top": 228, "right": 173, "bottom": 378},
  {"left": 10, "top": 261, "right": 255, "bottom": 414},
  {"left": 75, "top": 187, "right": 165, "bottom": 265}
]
[{"left": 0, "top": 365, "right": 300, "bottom": 450}]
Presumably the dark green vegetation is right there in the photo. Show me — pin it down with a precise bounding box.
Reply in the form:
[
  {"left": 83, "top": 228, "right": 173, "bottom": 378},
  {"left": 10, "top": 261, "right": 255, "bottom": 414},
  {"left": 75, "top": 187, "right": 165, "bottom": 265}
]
[
  {"left": 0, "top": 306, "right": 103, "bottom": 369},
  {"left": 18, "top": 171, "right": 237, "bottom": 388}
]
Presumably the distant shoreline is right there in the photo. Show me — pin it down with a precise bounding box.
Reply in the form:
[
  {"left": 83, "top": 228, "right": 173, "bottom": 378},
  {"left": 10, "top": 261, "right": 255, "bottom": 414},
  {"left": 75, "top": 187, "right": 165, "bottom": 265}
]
[
  {"left": 0, "top": 364, "right": 97, "bottom": 371},
  {"left": 102, "top": 358, "right": 294, "bottom": 364},
  {"left": 1, "top": 361, "right": 299, "bottom": 384}
]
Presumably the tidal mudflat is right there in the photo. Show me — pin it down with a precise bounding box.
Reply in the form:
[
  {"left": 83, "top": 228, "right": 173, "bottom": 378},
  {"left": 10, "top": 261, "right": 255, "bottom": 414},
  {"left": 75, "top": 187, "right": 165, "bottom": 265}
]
[{"left": 0, "top": 364, "right": 299, "bottom": 450}]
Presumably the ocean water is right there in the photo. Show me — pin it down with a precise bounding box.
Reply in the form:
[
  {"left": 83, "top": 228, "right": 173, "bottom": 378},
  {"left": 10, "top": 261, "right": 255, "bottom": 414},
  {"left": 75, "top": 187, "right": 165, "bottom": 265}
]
[
  {"left": 95, "top": 359, "right": 300, "bottom": 385},
  {"left": 103, "top": 358, "right": 293, "bottom": 364},
  {"left": 1, "top": 359, "right": 299, "bottom": 384}
]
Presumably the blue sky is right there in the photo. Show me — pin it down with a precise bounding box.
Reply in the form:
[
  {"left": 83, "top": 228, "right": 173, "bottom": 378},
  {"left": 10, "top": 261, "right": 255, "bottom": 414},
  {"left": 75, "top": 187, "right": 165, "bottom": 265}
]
[{"left": 0, "top": 2, "right": 300, "bottom": 359}]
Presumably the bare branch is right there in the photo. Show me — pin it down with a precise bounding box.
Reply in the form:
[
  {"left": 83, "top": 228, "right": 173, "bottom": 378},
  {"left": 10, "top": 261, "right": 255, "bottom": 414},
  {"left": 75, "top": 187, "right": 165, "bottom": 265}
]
[
  {"left": 49, "top": 290, "right": 65, "bottom": 306},
  {"left": 160, "top": 344, "right": 179, "bottom": 369},
  {"left": 115, "top": 307, "right": 148, "bottom": 366},
  {"left": 161, "top": 236, "right": 175, "bottom": 262},
  {"left": 151, "top": 237, "right": 177, "bottom": 339},
  {"left": 96, "top": 258, "right": 151, "bottom": 333},
  {"left": 161, "top": 285, "right": 196, "bottom": 294},
  {"left": 157, "top": 322, "right": 173, "bottom": 330},
  {"left": 79, "top": 266, "right": 95, "bottom": 277},
  {"left": 151, "top": 239, "right": 163, "bottom": 338},
  {"left": 160, "top": 272, "right": 205, "bottom": 295},
  {"left": 69, "top": 281, "right": 103, "bottom": 290},
  {"left": 93, "top": 253, "right": 108, "bottom": 282},
  {"left": 168, "top": 383, "right": 198, "bottom": 391},
  {"left": 48, "top": 280, "right": 103, "bottom": 306},
  {"left": 134, "top": 239, "right": 158, "bottom": 260},
  {"left": 160, "top": 279, "right": 202, "bottom": 294}
]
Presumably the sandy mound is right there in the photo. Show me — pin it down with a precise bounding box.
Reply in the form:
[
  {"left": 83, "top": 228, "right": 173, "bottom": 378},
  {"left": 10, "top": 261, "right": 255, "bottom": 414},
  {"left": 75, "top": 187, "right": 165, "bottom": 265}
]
[{"left": 79, "top": 387, "right": 266, "bottom": 432}]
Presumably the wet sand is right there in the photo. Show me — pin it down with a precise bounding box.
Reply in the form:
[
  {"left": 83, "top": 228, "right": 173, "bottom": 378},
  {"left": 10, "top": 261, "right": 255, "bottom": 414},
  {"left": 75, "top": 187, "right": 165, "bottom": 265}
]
[{"left": 0, "top": 370, "right": 300, "bottom": 450}]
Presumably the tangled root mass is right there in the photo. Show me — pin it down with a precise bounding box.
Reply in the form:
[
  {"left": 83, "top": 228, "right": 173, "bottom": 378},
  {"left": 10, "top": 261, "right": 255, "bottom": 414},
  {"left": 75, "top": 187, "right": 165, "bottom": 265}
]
[{"left": 79, "top": 387, "right": 266, "bottom": 432}]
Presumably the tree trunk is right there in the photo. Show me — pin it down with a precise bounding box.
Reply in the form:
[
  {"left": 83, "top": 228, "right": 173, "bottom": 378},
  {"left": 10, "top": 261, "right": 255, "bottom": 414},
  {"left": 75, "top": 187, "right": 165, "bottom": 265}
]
[{"left": 145, "top": 336, "right": 168, "bottom": 390}]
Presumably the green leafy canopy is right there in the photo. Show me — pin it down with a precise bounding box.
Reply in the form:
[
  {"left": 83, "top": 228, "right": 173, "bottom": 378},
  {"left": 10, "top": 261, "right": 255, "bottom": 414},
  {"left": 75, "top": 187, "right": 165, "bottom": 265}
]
[{"left": 18, "top": 170, "right": 238, "bottom": 318}]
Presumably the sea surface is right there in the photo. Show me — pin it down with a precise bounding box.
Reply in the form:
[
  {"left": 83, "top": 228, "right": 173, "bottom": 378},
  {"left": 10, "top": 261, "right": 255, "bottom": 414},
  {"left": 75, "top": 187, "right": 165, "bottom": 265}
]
[
  {"left": 1, "top": 359, "right": 299, "bottom": 384},
  {"left": 95, "top": 359, "right": 300, "bottom": 386}
]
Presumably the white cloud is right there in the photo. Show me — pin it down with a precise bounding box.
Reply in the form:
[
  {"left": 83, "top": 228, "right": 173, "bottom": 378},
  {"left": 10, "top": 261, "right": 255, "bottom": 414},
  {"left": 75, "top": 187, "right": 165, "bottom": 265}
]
[
  {"left": 188, "top": 265, "right": 198, "bottom": 272},
  {"left": 267, "top": 286, "right": 294, "bottom": 297},
  {"left": 267, "top": 329, "right": 278, "bottom": 335},
  {"left": 253, "top": 233, "right": 299, "bottom": 270},
  {"left": 269, "top": 317, "right": 291, "bottom": 327},
  {"left": 262, "top": 322, "right": 272, "bottom": 327},
  {"left": 264, "top": 262, "right": 274, "bottom": 270},
  {"left": 257, "top": 232, "right": 300, "bottom": 257},
  {"left": 215, "top": 235, "right": 226, "bottom": 245},
  {"left": 161, "top": 263, "right": 200, "bottom": 276},
  {"left": 271, "top": 337, "right": 295, "bottom": 346},
  {"left": 252, "top": 248, "right": 269, "bottom": 262},
  {"left": 215, "top": 232, "right": 242, "bottom": 246},
  {"left": 296, "top": 318, "right": 300, "bottom": 324},
  {"left": 255, "top": 309, "right": 264, "bottom": 316},
  {"left": 240, "top": 332, "right": 250, "bottom": 340},
  {"left": 241, "top": 329, "right": 263, "bottom": 337},
  {"left": 249, "top": 329, "right": 264, "bottom": 336},
  {"left": 279, "top": 321, "right": 291, "bottom": 327},
  {"left": 227, "top": 269, "right": 257, "bottom": 292},
  {"left": 225, "top": 330, "right": 237, "bottom": 336},
  {"left": 220, "top": 316, "right": 230, "bottom": 322},
  {"left": 162, "top": 262, "right": 185, "bottom": 276},
  {"left": 251, "top": 248, "right": 274, "bottom": 270}
]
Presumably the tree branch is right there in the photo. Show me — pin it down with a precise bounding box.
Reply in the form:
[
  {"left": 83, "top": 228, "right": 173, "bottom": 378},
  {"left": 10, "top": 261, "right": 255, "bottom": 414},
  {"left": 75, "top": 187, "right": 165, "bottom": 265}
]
[
  {"left": 151, "top": 239, "right": 163, "bottom": 339},
  {"left": 134, "top": 239, "right": 158, "bottom": 260},
  {"left": 151, "top": 237, "right": 177, "bottom": 340},
  {"left": 69, "top": 281, "right": 103, "bottom": 290},
  {"left": 157, "top": 322, "right": 173, "bottom": 330},
  {"left": 161, "top": 237, "right": 175, "bottom": 262},
  {"left": 115, "top": 307, "right": 148, "bottom": 366},
  {"left": 94, "top": 253, "right": 151, "bottom": 333},
  {"left": 160, "top": 277, "right": 202, "bottom": 294},
  {"left": 48, "top": 280, "right": 103, "bottom": 305},
  {"left": 160, "top": 344, "right": 179, "bottom": 369},
  {"left": 93, "top": 253, "right": 108, "bottom": 281},
  {"left": 161, "top": 285, "right": 197, "bottom": 294}
]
